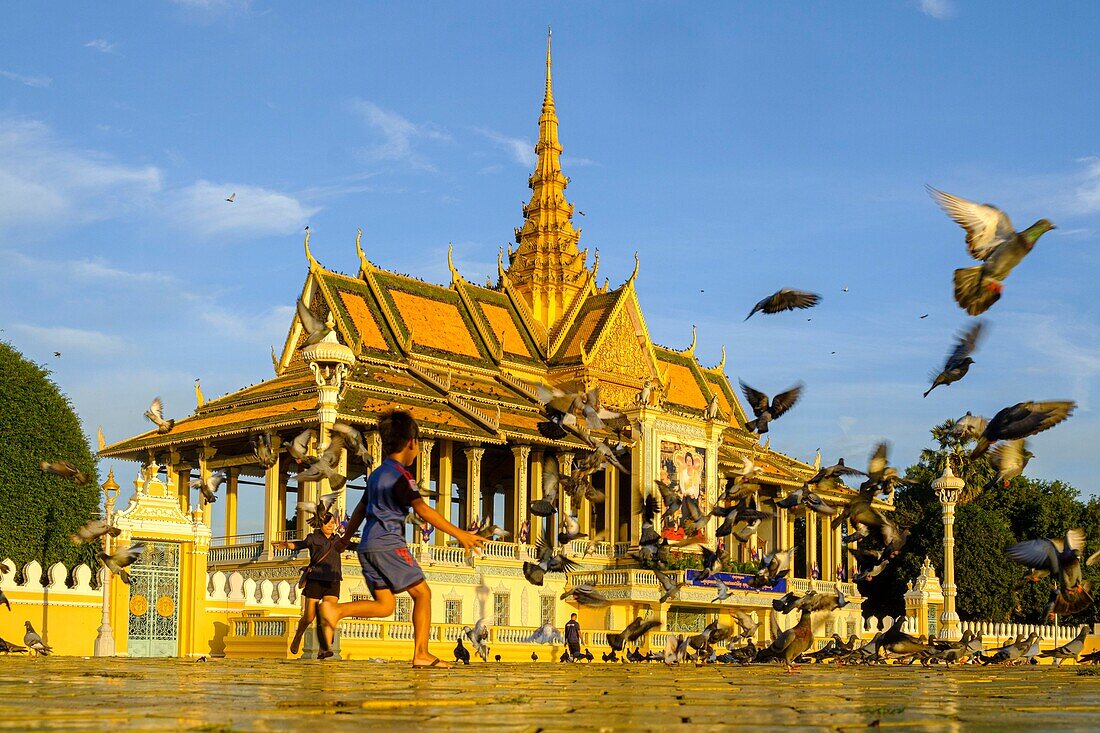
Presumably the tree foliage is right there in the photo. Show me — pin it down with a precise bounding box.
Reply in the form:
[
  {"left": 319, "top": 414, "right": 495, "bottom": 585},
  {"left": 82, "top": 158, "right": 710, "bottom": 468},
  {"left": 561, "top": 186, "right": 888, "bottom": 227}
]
[
  {"left": 861, "top": 419, "right": 1100, "bottom": 625},
  {"left": 0, "top": 341, "right": 100, "bottom": 579}
]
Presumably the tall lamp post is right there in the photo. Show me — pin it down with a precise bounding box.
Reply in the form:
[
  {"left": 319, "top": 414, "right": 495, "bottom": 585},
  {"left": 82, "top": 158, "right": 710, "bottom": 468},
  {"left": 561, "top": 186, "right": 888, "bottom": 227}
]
[
  {"left": 933, "top": 464, "right": 964, "bottom": 641},
  {"left": 93, "top": 468, "right": 121, "bottom": 657}
]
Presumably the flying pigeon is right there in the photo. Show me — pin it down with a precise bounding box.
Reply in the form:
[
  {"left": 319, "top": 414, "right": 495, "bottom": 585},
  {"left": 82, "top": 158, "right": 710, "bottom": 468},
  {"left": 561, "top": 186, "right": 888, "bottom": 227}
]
[
  {"left": 739, "top": 380, "right": 804, "bottom": 434},
  {"left": 190, "top": 471, "right": 226, "bottom": 504},
  {"left": 71, "top": 518, "right": 122, "bottom": 546},
  {"left": 928, "top": 186, "right": 1056, "bottom": 315},
  {"left": 971, "top": 401, "right": 1076, "bottom": 458},
  {"left": 745, "top": 289, "right": 821, "bottom": 320},
  {"left": 924, "top": 320, "right": 985, "bottom": 397},
  {"left": 296, "top": 297, "right": 335, "bottom": 346},
  {"left": 39, "top": 460, "right": 89, "bottom": 485},
  {"left": 99, "top": 542, "right": 146, "bottom": 584},
  {"left": 144, "top": 397, "right": 174, "bottom": 433}
]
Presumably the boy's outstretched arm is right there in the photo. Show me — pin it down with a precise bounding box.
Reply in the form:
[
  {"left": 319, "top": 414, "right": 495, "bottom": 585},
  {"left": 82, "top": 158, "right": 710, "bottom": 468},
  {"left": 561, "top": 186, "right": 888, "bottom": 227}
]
[
  {"left": 412, "top": 499, "right": 486, "bottom": 553},
  {"left": 337, "top": 501, "right": 367, "bottom": 550}
]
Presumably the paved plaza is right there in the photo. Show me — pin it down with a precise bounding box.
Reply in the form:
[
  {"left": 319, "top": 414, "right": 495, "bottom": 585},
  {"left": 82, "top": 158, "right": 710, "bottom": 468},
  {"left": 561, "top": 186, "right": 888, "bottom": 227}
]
[{"left": 3, "top": 658, "right": 1100, "bottom": 731}]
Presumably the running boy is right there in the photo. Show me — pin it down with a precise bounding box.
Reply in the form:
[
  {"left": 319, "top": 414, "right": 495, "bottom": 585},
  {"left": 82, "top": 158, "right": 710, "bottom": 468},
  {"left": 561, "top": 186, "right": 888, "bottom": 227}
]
[{"left": 318, "top": 409, "right": 485, "bottom": 667}]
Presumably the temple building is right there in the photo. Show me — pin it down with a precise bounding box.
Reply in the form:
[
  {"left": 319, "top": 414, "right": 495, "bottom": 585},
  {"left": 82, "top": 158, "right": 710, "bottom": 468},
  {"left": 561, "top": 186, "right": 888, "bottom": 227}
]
[{"left": 97, "top": 35, "right": 882, "bottom": 659}]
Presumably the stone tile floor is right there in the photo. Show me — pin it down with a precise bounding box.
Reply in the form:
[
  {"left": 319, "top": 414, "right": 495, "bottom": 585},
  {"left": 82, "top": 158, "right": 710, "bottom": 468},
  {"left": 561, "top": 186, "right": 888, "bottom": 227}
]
[{"left": 3, "top": 658, "right": 1100, "bottom": 731}]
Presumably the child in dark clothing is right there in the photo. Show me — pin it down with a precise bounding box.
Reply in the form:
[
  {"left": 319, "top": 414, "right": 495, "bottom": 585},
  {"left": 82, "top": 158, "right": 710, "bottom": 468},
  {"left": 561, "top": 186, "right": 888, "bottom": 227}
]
[
  {"left": 318, "top": 410, "right": 485, "bottom": 667},
  {"left": 276, "top": 512, "right": 341, "bottom": 656}
]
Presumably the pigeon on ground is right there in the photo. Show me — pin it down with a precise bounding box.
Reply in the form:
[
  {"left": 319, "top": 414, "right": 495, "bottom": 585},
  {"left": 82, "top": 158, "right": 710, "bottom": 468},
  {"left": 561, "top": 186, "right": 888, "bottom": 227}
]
[
  {"left": 739, "top": 381, "right": 803, "bottom": 434},
  {"left": 607, "top": 617, "right": 661, "bottom": 652},
  {"left": 453, "top": 636, "right": 471, "bottom": 665},
  {"left": 1040, "top": 627, "right": 1088, "bottom": 666},
  {"left": 144, "top": 397, "right": 174, "bottom": 433},
  {"left": 755, "top": 605, "right": 815, "bottom": 672},
  {"left": 462, "top": 618, "right": 490, "bottom": 662},
  {"left": 190, "top": 471, "right": 226, "bottom": 505},
  {"left": 875, "top": 622, "right": 934, "bottom": 664},
  {"left": 23, "top": 622, "right": 51, "bottom": 657},
  {"left": 0, "top": 637, "right": 26, "bottom": 654},
  {"left": 39, "top": 460, "right": 90, "bottom": 485},
  {"left": 296, "top": 297, "right": 335, "bottom": 346},
  {"left": 71, "top": 518, "right": 122, "bottom": 546},
  {"left": 924, "top": 320, "right": 985, "bottom": 397},
  {"left": 745, "top": 289, "right": 821, "bottom": 320},
  {"left": 99, "top": 542, "right": 145, "bottom": 584},
  {"left": 971, "top": 401, "right": 1076, "bottom": 458},
  {"left": 928, "top": 186, "right": 1056, "bottom": 315}
]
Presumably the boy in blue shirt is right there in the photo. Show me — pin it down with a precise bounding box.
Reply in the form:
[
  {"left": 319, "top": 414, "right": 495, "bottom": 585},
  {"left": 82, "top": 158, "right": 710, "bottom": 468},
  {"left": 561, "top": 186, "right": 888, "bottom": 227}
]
[{"left": 318, "top": 410, "right": 484, "bottom": 667}]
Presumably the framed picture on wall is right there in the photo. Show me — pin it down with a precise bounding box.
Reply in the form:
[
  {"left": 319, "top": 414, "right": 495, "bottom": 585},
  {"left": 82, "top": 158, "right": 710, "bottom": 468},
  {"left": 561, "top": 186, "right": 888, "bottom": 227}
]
[{"left": 658, "top": 440, "right": 708, "bottom": 541}]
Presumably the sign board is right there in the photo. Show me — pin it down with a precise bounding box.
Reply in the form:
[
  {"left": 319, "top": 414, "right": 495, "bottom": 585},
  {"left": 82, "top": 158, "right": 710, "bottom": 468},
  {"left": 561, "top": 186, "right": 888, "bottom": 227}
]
[{"left": 685, "top": 569, "right": 787, "bottom": 594}]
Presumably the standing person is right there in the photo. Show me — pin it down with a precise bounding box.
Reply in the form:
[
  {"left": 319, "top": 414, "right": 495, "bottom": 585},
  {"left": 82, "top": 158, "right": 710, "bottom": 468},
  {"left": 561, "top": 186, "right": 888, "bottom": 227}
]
[
  {"left": 318, "top": 410, "right": 485, "bottom": 668},
  {"left": 275, "top": 512, "right": 342, "bottom": 657},
  {"left": 564, "top": 613, "right": 581, "bottom": 660}
]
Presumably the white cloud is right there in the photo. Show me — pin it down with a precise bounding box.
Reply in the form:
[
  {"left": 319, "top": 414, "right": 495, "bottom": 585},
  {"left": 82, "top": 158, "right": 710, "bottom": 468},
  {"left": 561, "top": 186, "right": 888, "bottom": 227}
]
[
  {"left": 0, "top": 117, "right": 162, "bottom": 228},
  {"left": 11, "top": 324, "right": 127, "bottom": 356},
  {"left": 1074, "top": 157, "right": 1100, "bottom": 215},
  {"left": 476, "top": 128, "right": 535, "bottom": 167},
  {"left": 0, "top": 69, "right": 51, "bottom": 88},
  {"left": 351, "top": 99, "right": 449, "bottom": 170},
  {"left": 84, "top": 39, "right": 119, "bottom": 54},
  {"left": 1, "top": 249, "right": 177, "bottom": 288},
  {"left": 196, "top": 303, "right": 295, "bottom": 343},
  {"left": 164, "top": 180, "right": 319, "bottom": 239},
  {"left": 918, "top": 0, "right": 954, "bottom": 19}
]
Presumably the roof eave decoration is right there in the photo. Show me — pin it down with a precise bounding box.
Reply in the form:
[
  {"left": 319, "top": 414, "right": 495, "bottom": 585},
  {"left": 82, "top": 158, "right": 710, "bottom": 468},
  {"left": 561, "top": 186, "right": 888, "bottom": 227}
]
[
  {"left": 450, "top": 247, "right": 505, "bottom": 365},
  {"left": 497, "top": 251, "right": 548, "bottom": 359},
  {"left": 355, "top": 230, "right": 411, "bottom": 355}
]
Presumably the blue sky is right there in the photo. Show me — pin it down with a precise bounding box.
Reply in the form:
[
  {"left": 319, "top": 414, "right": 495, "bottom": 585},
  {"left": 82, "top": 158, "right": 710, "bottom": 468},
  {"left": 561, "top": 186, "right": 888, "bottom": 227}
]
[{"left": 3, "top": 1, "right": 1100, "bottom": 533}]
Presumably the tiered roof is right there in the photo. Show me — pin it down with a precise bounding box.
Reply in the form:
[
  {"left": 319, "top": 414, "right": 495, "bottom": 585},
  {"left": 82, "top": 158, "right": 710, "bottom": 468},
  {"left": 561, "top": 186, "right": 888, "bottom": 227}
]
[{"left": 98, "top": 32, "right": 817, "bottom": 492}]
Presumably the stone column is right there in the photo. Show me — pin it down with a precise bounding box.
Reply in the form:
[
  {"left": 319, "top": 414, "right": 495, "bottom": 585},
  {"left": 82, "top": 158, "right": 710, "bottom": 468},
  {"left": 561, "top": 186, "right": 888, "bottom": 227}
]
[
  {"left": 557, "top": 450, "right": 575, "bottom": 519},
  {"left": 224, "top": 468, "right": 239, "bottom": 540},
  {"left": 805, "top": 512, "right": 818, "bottom": 580},
  {"left": 512, "top": 445, "right": 531, "bottom": 539},
  {"left": 604, "top": 463, "right": 619, "bottom": 545},
  {"left": 934, "top": 465, "right": 964, "bottom": 641},
  {"left": 263, "top": 456, "right": 282, "bottom": 558},
  {"left": 464, "top": 446, "right": 485, "bottom": 530},
  {"left": 302, "top": 328, "right": 354, "bottom": 519},
  {"left": 93, "top": 470, "right": 120, "bottom": 657},
  {"left": 417, "top": 438, "right": 435, "bottom": 491},
  {"left": 529, "top": 449, "right": 544, "bottom": 548},
  {"left": 436, "top": 440, "right": 453, "bottom": 544}
]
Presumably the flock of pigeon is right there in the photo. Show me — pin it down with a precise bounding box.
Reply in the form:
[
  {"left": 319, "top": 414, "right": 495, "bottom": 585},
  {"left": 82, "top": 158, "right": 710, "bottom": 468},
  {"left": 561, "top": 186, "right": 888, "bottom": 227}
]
[
  {"left": 508, "top": 187, "right": 1088, "bottom": 667},
  {"left": 18, "top": 187, "right": 1089, "bottom": 665}
]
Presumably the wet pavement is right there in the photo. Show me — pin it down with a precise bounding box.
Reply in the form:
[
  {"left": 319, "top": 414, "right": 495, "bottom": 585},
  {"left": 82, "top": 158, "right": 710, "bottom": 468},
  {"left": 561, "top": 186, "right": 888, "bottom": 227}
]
[{"left": 2, "top": 657, "right": 1100, "bottom": 731}]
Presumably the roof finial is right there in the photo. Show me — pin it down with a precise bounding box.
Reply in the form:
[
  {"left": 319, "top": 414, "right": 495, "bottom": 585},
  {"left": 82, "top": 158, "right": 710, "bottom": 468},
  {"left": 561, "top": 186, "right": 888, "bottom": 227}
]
[
  {"left": 545, "top": 25, "right": 553, "bottom": 109},
  {"left": 627, "top": 251, "right": 640, "bottom": 285},
  {"left": 304, "top": 227, "right": 319, "bottom": 270},
  {"left": 447, "top": 242, "right": 462, "bottom": 283},
  {"left": 686, "top": 324, "right": 697, "bottom": 355},
  {"left": 716, "top": 345, "right": 727, "bottom": 372}
]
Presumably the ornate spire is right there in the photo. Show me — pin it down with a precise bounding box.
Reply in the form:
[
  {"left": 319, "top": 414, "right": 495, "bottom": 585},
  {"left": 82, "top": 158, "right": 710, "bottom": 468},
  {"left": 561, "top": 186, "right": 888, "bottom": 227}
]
[{"left": 506, "top": 28, "right": 589, "bottom": 331}]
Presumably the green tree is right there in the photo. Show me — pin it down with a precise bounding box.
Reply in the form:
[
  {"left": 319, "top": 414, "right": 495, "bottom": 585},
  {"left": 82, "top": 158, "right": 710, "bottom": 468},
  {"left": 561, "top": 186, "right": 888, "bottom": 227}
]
[{"left": 0, "top": 341, "right": 101, "bottom": 580}]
